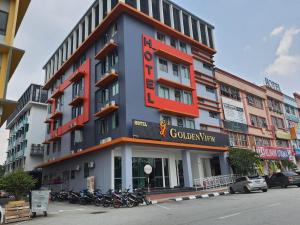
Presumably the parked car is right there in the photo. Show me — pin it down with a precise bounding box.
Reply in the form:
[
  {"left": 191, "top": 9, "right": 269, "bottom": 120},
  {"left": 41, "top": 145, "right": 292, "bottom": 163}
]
[
  {"left": 266, "top": 172, "right": 300, "bottom": 188},
  {"left": 229, "top": 176, "right": 268, "bottom": 194}
]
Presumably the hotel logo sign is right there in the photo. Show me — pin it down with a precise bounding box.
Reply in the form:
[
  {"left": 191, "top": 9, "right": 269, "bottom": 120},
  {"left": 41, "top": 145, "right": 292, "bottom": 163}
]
[{"left": 133, "top": 119, "right": 230, "bottom": 147}]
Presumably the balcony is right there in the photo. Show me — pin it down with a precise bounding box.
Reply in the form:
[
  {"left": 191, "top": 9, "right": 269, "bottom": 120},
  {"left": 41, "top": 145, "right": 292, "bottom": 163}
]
[
  {"left": 70, "top": 70, "right": 85, "bottom": 83},
  {"left": 155, "top": 48, "right": 192, "bottom": 65},
  {"left": 157, "top": 77, "right": 194, "bottom": 92},
  {"left": 51, "top": 88, "right": 64, "bottom": 99},
  {"left": 69, "top": 90, "right": 84, "bottom": 107},
  {"left": 49, "top": 109, "right": 63, "bottom": 120},
  {"left": 66, "top": 121, "right": 84, "bottom": 133},
  {"left": 95, "top": 69, "right": 118, "bottom": 89},
  {"left": 95, "top": 39, "right": 118, "bottom": 60},
  {"left": 30, "top": 144, "right": 44, "bottom": 156},
  {"left": 94, "top": 101, "right": 119, "bottom": 118}
]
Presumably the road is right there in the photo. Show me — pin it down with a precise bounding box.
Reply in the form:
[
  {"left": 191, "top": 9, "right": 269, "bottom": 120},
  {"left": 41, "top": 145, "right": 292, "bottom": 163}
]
[{"left": 18, "top": 187, "right": 300, "bottom": 225}]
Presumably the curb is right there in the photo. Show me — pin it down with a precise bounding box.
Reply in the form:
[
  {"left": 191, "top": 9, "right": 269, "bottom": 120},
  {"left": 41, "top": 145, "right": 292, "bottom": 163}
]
[{"left": 150, "top": 191, "right": 230, "bottom": 204}]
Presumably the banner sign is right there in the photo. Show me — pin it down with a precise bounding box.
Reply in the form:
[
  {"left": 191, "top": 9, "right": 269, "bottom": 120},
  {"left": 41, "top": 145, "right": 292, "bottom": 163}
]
[
  {"left": 223, "top": 120, "right": 248, "bottom": 133},
  {"left": 255, "top": 146, "right": 294, "bottom": 160},
  {"left": 132, "top": 119, "right": 230, "bottom": 147},
  {"left": 222, "top": 97, "right": 247, "bottom": 124}
]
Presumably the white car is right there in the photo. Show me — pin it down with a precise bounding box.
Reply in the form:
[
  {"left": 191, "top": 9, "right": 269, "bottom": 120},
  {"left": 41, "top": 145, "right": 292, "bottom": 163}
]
[{"left": 229, "top": 176, "right": 268, "bottom": 193}]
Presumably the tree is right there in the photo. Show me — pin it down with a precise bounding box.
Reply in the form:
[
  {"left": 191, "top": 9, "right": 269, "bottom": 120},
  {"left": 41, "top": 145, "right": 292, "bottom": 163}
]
[
  {"left": 0, "top": 170, "right": 37, "bottom": 200},
  {"left": 280, "top": 159, "right": 297, "bottom": 171},
  {"left": 228, "top": 148, "right": 260, "bottom": 175},
  {"left": 0, "top": 165, "right": 5, "bottom": 178}
]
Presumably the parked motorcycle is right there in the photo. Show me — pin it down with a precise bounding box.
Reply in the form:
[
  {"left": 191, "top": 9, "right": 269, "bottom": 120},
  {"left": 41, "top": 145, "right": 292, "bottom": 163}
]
[{"left": 68, "top": 190, "right": 81, "bottom": 204}]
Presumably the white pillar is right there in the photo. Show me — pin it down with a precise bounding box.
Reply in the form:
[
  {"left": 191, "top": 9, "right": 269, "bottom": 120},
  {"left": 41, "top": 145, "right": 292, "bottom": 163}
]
[
  {"left": 99, "top": 0, "right": 104, "bottom": 23},
  {"left": 50, "top": 59, "right": 54, "bottom": 76},
  {"left": 198, "top": 158, "right": 205, "bottom": 179},
  {"left": 54, "top": 54, "right": 58, "bottom": 73},
  {"left": 182, "top": 150, "right": 193, "bottom": 187},
  {"left": 204, "top": 158, "right": 212, "bottom": 177},
  {"left": 170, "top": 4, "right": 174, "bottom": 29},
  {"left": 67, "top": 37, "right": 72, "bottom": 58},
  {"left": 188, "top": 15, "right": 193, "bottom": 39},
  {"left": 62, "top": 42, "right": 67, "bottom": 62},
  {"left": 219, "top": 153, "right": 230, "bottom": 175},
  {"left": 205, "top": 25, "right": 209, "bottom": 46},
  {"left": 197, "top": 20, "right": 202, "bottom": 43},
  {"left": 84, "top": 16, "right": 89, "bottom": 39},
  {"left": 168, "top": 154, "right": 178, "bottom": 188},
  {"left": 92, "top": 7, "right": 96, "bottom": 30},
  {"left": 148, "top": 0, "right": 153, "bottom": 17},
  {"left": 78, "top": 23, "right": 83, "bottom": 45},
  {"left": 137, "top": 0, "right": 141, "bottom": 11},
  {"left": 159, "top": 0, "right": 164, "bottom": 23},
  {"left": 72, "top": 31, "right": 77, "bottom": 53},
  {"left": 179, "top": 10, "right": 184, "bottom": 34},
  {"left": 107, "top": 0, "right": 111, "bottom": 13},
  {"left": 58, "top": 48, "right": 62, "bottom": 67},
  {"left": 122, "top": 145, "right": 133, "bottom": 190}
]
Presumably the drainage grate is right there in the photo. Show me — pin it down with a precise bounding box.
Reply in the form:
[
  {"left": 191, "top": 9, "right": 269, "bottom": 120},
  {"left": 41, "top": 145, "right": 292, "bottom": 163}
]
[{"left": 90, "top": 211, "right": 107, "bottom": 214}]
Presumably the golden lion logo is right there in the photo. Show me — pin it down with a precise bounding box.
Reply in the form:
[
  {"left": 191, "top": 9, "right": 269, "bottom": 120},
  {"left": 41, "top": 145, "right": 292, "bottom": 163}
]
[{"left": 160, "top": 120, "right": 167, "bottom": 138}]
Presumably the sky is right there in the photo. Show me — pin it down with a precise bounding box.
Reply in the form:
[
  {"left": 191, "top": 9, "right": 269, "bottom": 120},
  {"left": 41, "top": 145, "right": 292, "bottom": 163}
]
[{"left": 0, "top": 0, "right": 300, "bottom": 164}]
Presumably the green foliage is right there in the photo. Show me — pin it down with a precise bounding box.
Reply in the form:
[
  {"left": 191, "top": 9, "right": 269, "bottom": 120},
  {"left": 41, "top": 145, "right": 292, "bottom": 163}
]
[
  {"left": 0, "top": 170, "right": 36, "bottom": 200},
  {"left": 280, "top": 159, "right": 297, "bottom": 171},
  {"left": 228, "top": 147, "right": 260, "bottom": 175},
  {"left": 0, "top": 165, "right": 5, "bottom": 178}
]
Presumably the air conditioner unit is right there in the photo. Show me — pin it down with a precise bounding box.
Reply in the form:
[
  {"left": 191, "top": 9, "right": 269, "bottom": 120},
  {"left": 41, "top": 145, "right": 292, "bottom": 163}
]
[{"left": 88, "top": 162, "right": 95, "bottom": 169}]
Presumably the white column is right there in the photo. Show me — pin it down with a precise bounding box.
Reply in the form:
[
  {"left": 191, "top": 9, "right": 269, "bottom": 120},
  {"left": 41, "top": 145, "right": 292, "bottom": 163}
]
[
  {"left": 170, "top": 4, "right": 174, "bottom": 29},
  {"left": 107, "top": 0, "right": 111, "bottom": 13},
  {"left": 99, "top": 0, "right": 104, "bottom": 23},
  {"left": 92, "top": 7, "right": 96, "bottom": 30},
  {"left": 67, "top": 37, "right": 72, "bottom": 58},
  {"left": 84, "top": 16, "right": 89, "bottom": 39},
  {"left": 179, "top": 10, "right": 184, "bottom": 34},
  {"left": 182, "top": 150, "right": 193, "bottom": 187},
  {"left": 210, "top": 28, "right": 215, "bottom": 49},
  {"left": 58, "top": 48, "right": 62, "bottom": 67},
  {"left": 122, "top": 145, "right": 133, "bottom": 191},
  {"left": 205, "top": 25, "right": 209, "bottom": 46},
  {"left": 78, "top": 23, "right": 83, "bottom": 45},
  {"left": 159, "top": 0, "right": 164, "bottom": 23},
  {"left": 137, "top": 0, "right": 141, "bottom": 11},
  {"left": 54, "top": 54, "right": 58, "bottom": 73},
  {"left": 168, "top": 154, "right": 178, "bottom": 188},
  {"left": 197, "top": 20, "right": 202, "bottom": 43},
  {"left": 204, "top": 158, "right": 212, "bottom": 177},
  {"left": 188, "top": 15, "right": 193, "bottom": 39},
  {"left": 47, "top": 63, "right": 51, "bottom": 81},
  {"left": 148, "top": 0, "right": 153, "bottom": 17},
  {"left": 198, "top": 158, "right": 205, "bottom": 179},
  {"left": 62, "top": 42, "right": 67, "bottom": 62},
  {"left": 50, "top": 59, "right": 54, "bottom": 76},
  {"left": 72, "top": 31, "right": 77, "bottom": 53},
  {"left": 219, "top": 153, "right": 230, "bottom": 175}
]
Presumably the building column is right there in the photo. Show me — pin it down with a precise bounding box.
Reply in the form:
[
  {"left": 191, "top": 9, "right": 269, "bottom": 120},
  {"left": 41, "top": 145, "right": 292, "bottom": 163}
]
[
  {"left": 159, "top": 0, "right": 164, "bottom": 23},
  {"left": 99, "top": 0, "right": 104, "bottom": 23},
  {"left": 179, "top": 10, "right": 184, "bottom": 34},
  {"left": 182, "top": 150, "right": 193, "bottom": 187},
  {"left": 122, "top": 145, "right": 133, "bottom": 190},
  {"left": 137, "top": 0, "right": 141, "bottom": 11},
  {"left": 84, "top": 16, "right": 89, "bottom": 39},
  {"left": 72, "top": 31, "right": 77, "bottom": 53},
  {"left": 92, "top": 7, "right": 96, "bottom": 30},
  {"left": 148, "top": 0, "right": 153, "bottom": 17},
  {"left": 219, "top": 152, "right": 230, "bottom": 175},
  {"left": 188, "top": 15, "right": 193, "bottom": 39},
  {"left": 168, "top": 154, "right": 177, "bottom": 188},
  {"left": 204, "top": 158, "right": 212, "bottom": 177},
  {"left": 107, "top": 0, "right": 111, "bottom": 13},
  {"left": 170, "top": 4, "right": 174, "bottom": 29},
  {"left": 67, "top": 37, "right": 72, "bottom": 58},
  {"left": 197, "top": 20, "right": 202, "bottom": 43}
]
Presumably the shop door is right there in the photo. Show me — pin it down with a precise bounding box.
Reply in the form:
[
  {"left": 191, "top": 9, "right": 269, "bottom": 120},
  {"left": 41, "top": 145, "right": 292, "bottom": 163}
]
[
  {"left": 176, "top": 160, "right": 185, "bottom": 187},
  {"left": 210, "top": 157, "right": 221, "bottom": 176}
]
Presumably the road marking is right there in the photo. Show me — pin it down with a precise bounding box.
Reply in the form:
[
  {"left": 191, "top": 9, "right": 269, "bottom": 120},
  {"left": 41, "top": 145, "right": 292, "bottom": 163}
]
[
  {"left": 58, "top": 208, "right": 85, "bottom": 213},
  {"left": 267, "top": 203, "right": 281, "bottom": 208},
  {"left": 218, "top": 212, "right": 241, "bottom": 220},
  {"left": 156, "top": 204, "right": 171, "bottom": 210}
]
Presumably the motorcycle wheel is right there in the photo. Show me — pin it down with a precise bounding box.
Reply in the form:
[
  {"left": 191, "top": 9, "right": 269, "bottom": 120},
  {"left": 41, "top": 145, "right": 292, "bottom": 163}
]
[
  {"left": 113, "top": 200, "right": 121, "bottom": 208},
  {"left": 103, "top": 201, "right": 111, "bottom": 208},
  {"left": 94, "top": 199, "right": 102, "bottom": 207},
  {"left": 80, "top": 198, "right": 87, "bottom": 205}
]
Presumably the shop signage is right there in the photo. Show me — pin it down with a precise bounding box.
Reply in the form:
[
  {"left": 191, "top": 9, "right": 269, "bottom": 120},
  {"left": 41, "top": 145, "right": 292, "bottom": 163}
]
[
  {"left": 275, "top": 130, "right": 291, "bottom": 140},
  {"left": 222, "top": 97, "right": 247, "bottom": 124},
  {"left": 265, "top": 78, "right": 281, "bottom": 92},
  {"left": 255, "top": 146, "right": 294, "bottom": 160},
  {"left": 132, "top": 119, "right": 230, "bottom": 147},
  {"left": 295, "top": 149, "right": 300, "bottom": 158},
  {"left": 223, "top": 120, "right": 248, "bottom": 133}
]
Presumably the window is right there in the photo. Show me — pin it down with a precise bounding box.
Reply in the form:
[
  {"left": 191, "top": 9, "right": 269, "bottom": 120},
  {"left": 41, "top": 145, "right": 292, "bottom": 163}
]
[
  {"left": 250, "top": 115, "right": 267, "bottom": 128},
  {"left": 247, "top": 94, "right": 263, "bottom": 109},
  {"left": 54, "top": 118, "right": 62, "bottom": 130},
  {"left": 200, "top": 23, "right": 207, "bottom": 45},
  {"left": 285, "top": 104, "right": 296, "bottom": 115},
  {"left": 162, "top": 116, "right": 172, "bottom": 125},
  {"left": 84, "top": 163, "right": 89, "bottom": 178},
  {"left": 157, "top": 32, "right": 166, "bottom": 43},
  {"left": 72, "top": 78, "right": 84, "bottom": 98},
  {"left": 101, "top": 89, "right": 109, "bottom": 104},
  {"left": 183, "top": 92, "right": 192, "bottom": 105},
  {"left": 182, "top": 13, "right": 190, "bottom": 36},
  {"left": 276, "top": 139, "right": 289, "bottom": 148},
  {"left": 100, "top": 119, "right": 108, "bottom": 135},
  {"left": 163, "top": 2, "right": 171, "bottom": 26},
  {"left": 140, "top": 0, "right": 149, "bottom": 14},
  {"left": 152, "top": 0, "right": 160, "bottom": 20},
  {"left": 209, "top": 111, "right": 218, "bottom": 119},
  {"left": 207, "top": 27, "right": 214, "bottom": 49},
  {"left": 229, "top": 132, "right": 247, "bottom": 147},
  {"left": 109, "top": 50, "right": 118, "bottom": 70},
  {"left": 111, "top": 23, "right": 118, "bottom": 37},
  {"left": 271, "top": 116, "right": 285, "bottom": 129},
  {"left": 175, "top": 90, "right": 181, "bottom": 102},
  {"left": 111, "top": 82, "right": 119, "bottom": 96},
  {"left": 72, "top": 105, "right": 83, "bottom": 119},
  {"left": 125, "top": 0, "right": 137, "bottom": 8},
  {"left": 112, "top": 112, "right": 119, "bottom": 129},
  {"left": 170, "top": 38, "right": 177, "bottom": 48},
  {"left": 186, "top": 119, "right": 195, "bottom": 129},
  {"left": 159, "top": 86, "right": 170, "bottom": 99},
  {"left": 181, "top": 66, "right": 190, "bottom": 79},
  {"left": 0, "top": 10, "right": 8, "bottom": 36},
  {"left": 159, "top": 58, "right": 168, "bottom": 72},
  {"left": 206, "top": 86, "right": 215, "bottom": 94},
  {"left": 192, "top": 18, "right": 199, "bottom": 41},
  {"left": 173, "top": 7, "right": 181, "bottom": 32},
  {"left": 268, "top": 98, "right": 282, "bottom": 113},
  {"left": 172, "top": 64, "right": 179, "bottom": 77},
  {"left": 179, "top": 42, "right": 187, "bottom": 53},
  {"left": 53, "top": 140, "right": 61, "bottom": 153},
  {"left": 71, "top": 170, "right": 75, "bottom": 180},
  {"left": 88, "top": 13, "right": 92, "bottom": 35},
  {"left": 177, "top": 118, "right": 184, "bottom": 127},
  {"left": 103, "top": 0, "right": 107, "bottom": 18},
  {"left": 200, "top": 124, "right": 208, "bottom": 130},
  {"left": 220, "top": 84, "right": 240, "bottom": 101},
  {"left": 255, "top": 136, "right": 271, "bottom": 146}
]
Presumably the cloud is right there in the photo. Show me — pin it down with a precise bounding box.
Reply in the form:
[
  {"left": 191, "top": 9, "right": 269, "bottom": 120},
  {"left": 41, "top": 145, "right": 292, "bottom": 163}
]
[
  {"left": 265, "top": 27, "right": 300, "bottom": 77},
  {"left": 270, "top": 26, "right": 285, "bottom": 37}
]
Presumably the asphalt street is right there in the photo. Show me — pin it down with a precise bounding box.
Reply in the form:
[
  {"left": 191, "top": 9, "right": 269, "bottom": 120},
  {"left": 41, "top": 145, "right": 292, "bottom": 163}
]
[{"left": 17, "top": 187, "right": 300, "bottom": 225}]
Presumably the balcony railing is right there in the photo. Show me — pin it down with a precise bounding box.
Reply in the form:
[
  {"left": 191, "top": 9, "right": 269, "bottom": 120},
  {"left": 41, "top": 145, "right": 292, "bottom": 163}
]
[{"left": 30, "top": 144, "right": 44, "bottom": 156}]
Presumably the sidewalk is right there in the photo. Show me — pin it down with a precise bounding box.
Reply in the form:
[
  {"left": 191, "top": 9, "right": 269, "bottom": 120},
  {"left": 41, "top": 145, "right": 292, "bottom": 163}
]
[{"left": 148, "top": 187, "right": 229, "bottom": 203}]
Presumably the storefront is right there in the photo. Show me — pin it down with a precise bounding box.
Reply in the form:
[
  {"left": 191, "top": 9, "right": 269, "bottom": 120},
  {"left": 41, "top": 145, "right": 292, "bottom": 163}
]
[{"left": 295, "top": 149, "right": 300, "bottom": 168}]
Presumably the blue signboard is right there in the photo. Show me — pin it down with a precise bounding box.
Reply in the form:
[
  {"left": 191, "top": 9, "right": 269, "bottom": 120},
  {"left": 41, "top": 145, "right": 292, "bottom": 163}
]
[{"left": 295, "top": 149, "right": 300, "bottom": 157}]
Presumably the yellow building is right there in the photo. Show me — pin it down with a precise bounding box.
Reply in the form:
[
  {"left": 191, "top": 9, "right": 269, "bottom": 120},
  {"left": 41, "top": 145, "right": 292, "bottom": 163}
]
[{"left": 0, "top": 0, "right": 31, "bottom": 126}]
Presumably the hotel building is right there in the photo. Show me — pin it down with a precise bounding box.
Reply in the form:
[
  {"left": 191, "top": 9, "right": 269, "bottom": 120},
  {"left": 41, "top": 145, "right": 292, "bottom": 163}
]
[
  {"left": 0, "top": 0, "right": 31, "bottom": 127},
  {"left": 39, "top": 0, "right": 230, "bottom": 191},
  {"left": 5, "top": 84, "right": 48, "bottom": 173}
]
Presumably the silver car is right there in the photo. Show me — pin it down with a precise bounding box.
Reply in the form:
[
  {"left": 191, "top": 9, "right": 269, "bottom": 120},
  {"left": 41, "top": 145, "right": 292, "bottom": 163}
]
[{"left": 229, "top": 176, "right": 268, "bottom": 193}]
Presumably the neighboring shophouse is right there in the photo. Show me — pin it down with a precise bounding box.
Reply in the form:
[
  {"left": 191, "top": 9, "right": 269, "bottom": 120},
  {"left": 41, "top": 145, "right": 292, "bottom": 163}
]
[
  {"left": 0, "top": 0, "right": 31, "bottom": 127},
  {"left": 290, "top": 93, "right": 300, "bottom": 166},
  {"left": 5, "top": 84, "right": 47, "bottom": 173},
  {"left": 39, "top": 0, "right": 231, "bottom": 192},
  {"left": 215, "top": 68, "right": 296, "bottom": 174}
]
